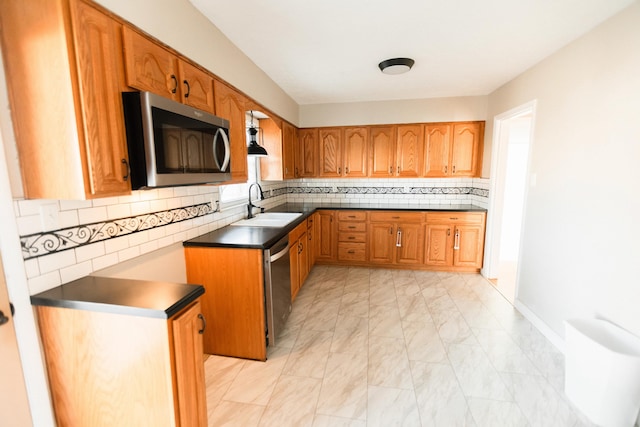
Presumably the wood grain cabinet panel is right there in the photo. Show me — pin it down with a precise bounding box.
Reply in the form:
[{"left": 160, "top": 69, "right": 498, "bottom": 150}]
[
  {"left": 424, "top": 212, "right": 486, "bottom": 270},
  {"left": 36, "top": 299, "right": 206, "bottom": 427},
  {"left": 261, "top": 119, "right": 296, "bottom": 180},
  {"left": 297, "top": 128, "right": 318, "bottom": 177},
  {"left": 319, "top": 128, "right": 343, "bottom": 177},
  {"left": 185, "top": 246, "right": 266, "bottom": 360},
  {"left": 0, "top": 0, "right": 131, "bottom": 199},
  {"left": 122, "top": 27, "right": 215, "bottom": 113},
  {"left": 369, "top": 126, "right": 396, "bottom": 177},
  {"left": 290, "top": 221, "right": 309, "bottom": 300},
  {"left": 316, "top": 211, "right": 337, "bottom": 261},
  {"left": 451, "top": 122, "right": 483, "bottom": 176},
  {"left": 343, "top": 127, "right": 368, "bottom": 177},
  {"left": 214, "top": 80, "right": 249, "bottom": 183},
  {"left": 396, "top": 125, "right": 423, "bottom": 177},
  {"left": 424, "top": 124, "right": 452, "bottom": 177}
]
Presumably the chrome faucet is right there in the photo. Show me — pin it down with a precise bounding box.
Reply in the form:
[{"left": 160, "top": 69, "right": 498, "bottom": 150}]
[{"left": 247, "top": 182, "right": 265, "bottom": 219}]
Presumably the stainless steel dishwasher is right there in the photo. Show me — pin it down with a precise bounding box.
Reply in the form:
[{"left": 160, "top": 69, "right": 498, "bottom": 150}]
[{"left": 263, "top": 235, "right": 292, "bottom": 347}]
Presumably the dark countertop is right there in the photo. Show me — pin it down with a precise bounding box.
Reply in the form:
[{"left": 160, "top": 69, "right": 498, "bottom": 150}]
[
  {"left": 31, "top": 276, "right": 205, "bottom": 319},
  {"left": 183, "top": 202, "right": 487, "bottom": 250}
]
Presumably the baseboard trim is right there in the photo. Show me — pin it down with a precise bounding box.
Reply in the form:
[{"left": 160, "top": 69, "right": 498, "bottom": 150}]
[{"left": 514, "top": 299, "right": 566, "bottom": 354}]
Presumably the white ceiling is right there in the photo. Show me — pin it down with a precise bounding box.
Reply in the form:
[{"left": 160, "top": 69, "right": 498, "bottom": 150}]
[{"left": 190, "top": 0, "right": 634, "bottom": 105}]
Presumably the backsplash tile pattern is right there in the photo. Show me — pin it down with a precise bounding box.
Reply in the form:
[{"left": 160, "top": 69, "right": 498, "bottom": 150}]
[
  {"left": 21, "top": 202, "right": 213, "bottom": 260},
  {"left": 15, "top": 177, "right": 488, "bottom": 294}
]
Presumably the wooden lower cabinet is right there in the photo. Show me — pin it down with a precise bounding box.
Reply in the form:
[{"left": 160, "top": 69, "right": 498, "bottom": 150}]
[
  {"left": 36, "top": 300, "right": 206, "bottom": 427},
  {"left": 184, "top": 247, "right": 266, "bottom": 360},
  {"left": 290, "top": 221, "right": 309, "bottom": 300},
  {"left": 316, "top": 210, "right": 337, "bottom": 261},
  {"left": 424, "top": 212, "right": 486, "bottom": 270},
  {"left": 319, "top": 209, "right": 485, "bottom": 272}
]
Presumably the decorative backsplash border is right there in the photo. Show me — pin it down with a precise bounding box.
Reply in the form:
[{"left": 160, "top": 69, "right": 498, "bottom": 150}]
[
  {"left": 287, "top": 185, "right": 489, "bottom": 197},
  {"left": 21, "top": 203, "right": 213, "bottom": 260}
]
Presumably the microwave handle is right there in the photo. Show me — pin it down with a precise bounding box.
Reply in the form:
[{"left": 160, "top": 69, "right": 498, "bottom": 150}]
[{"left": 213, "top": 128, "right": 231, "bottom": 172}]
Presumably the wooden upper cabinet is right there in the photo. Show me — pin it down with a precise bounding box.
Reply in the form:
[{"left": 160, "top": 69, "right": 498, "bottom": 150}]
[
  {"left": 214, "top": 80, "right": 248, "bottom": 183},
  {"left": 318, "top": 128, "right": 342, "bottom": 177},
  {"left": 343, "top": 127, "right": 368, "bottom": 177},
  {"left": 178, "top": 61, "right": 215, "bottom": 113},
  {"left": 122, "top": 27, "right": 214, "bottom": 113},
  {"left": 0, "top": 0, "right": 131, "bottom": 199},
  {"left": 369, "top": 126, "right": 396, "bottom": 177},
  {"left": 396, "top": 125, "right": 423, "bottom": 177},
  {"left": 282, "top": 121, "right": 297, "bottom": 179},
  {"left": 259, "top": 117, "right": 284, "bottom": 181},
  {"left": 122, "top": 27, "right": 180, "bottom": 102},
  {"left": 297, "top": 128, "right": 318, "bottom": 177},
  {"left": 451, "top": 122, "right": 483, "bottom": 177},
  {"left": 424, "top": 124, "right": 452, "bottom": 177}
]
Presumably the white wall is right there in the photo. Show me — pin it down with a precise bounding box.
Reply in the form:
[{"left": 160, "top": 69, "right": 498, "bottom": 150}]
[
  {"left": 486, "top": 2, "right": 640, "bottom": 338},
  {"left": 299, "top": 96, "right": 488, "bottom": 129},
  {"left": 95, "top": 0, "right": 299, "bottom": 125}
]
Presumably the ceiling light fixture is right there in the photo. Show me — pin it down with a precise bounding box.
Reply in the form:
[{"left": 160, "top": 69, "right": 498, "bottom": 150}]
[
  {"left": 247, "top": 110, "right": 268, "bottom": 157},
  {"left": 378, "top": 57, "right": 415, "bottom": 75}
]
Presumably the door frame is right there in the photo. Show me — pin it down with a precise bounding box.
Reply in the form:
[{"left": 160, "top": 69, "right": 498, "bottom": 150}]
[{"left": 482, "top": 100, "right": 537, "bottom": 301}]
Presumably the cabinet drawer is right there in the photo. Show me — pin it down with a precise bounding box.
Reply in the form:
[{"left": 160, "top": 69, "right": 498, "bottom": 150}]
[
  {"left": 338, "top": 232, "right": 366, "bottom": 243},
  {"left": 338, "top": 222, "right": 367, "bottom": 232},
  {"left": 337, "top": 211, "right": 367, "bottom": 221},
  {"left": 369, "top": 211, "right": 424, "bottom": 223},
  {"left": 426, "top": 212, "right": 485, "bottom": 224},
  {"left": 338, "top": 243, "right": 366, "bottom": 261}
]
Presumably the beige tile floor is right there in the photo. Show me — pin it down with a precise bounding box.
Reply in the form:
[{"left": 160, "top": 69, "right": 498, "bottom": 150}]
[{"left": 204, "top": 266, "right": 595, "bottom": 426}]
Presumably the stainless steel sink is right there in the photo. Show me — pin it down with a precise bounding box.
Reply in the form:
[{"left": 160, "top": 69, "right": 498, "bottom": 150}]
[{"left": 230, "top": 212, "right": 303, "bottom": 227}]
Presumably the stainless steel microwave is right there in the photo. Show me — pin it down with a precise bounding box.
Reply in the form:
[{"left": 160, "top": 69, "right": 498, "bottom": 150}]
[{"left": 122, "top": 91, "right": 231, "bottom": 189}]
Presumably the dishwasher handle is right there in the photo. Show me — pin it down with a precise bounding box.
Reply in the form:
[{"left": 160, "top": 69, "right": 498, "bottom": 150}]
[{"left": 270, "top": 242, "right": 290, "bottom": 262}]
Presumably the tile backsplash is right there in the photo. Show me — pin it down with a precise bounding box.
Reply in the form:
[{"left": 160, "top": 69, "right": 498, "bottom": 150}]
[{"left": 15, "top": 177, "right": 488, "bottom": 294}]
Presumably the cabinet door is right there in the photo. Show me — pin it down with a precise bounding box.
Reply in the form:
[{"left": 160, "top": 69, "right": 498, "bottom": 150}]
[
  {"left": 396, "top": 125, "right": 423, "bottom": 177},
  {"left": 178, "top": 60, "right": 215, "bottom": 113},
  {"left": 395, "top": 223, "right": 424, "bottom": 265},
  {"left": 343, "top": 127, "right": 368, "bottom": 177},
  {"left": 453, "top": 224, "right": 485, "bottom": 268},
  {"left": 318, "top": 128, "right": 342, "bottom": 177},
  {"left": 316, "top": 211, "right": 336, "bottom": 260},
  {"left": 74, "top": 2, "right": 131, "bottom": 197},
  {"left": 297, "top": 129, "right": 318, "bottom": 177},
  {"left": 172, "top": 301, "right": 207, "bottom": 427},
  {"left": 298, "top": 231, "right": 309, "bottom": 285},
  {"left": 369, "top": 126, "right": 395, "bottom": 177},
  {"left": 451, "top": 123, "right": 481, "bottom": 176},
  {"left": 424, "top": 224, "right": 453, "bottom": 266},
  {"left": 282, "top": 121, "right": 297, "bottom": 179},
  {"left": 214, "top": 80, "right": 248, "bottom": 183},
  {"left": 289, "top": 234, "right": 300, "bottom": 299},
  {"left": 368, "top": 222, "right": 394, "bottom": 264},
  {"left": 259, "top": 118, "right": 284, "bottom": 181},
  {"left": 423, "top": 124, "right": 452, "bottom": 177},
  {"left": 307, "top": 216, "right": 317, "bottom": 271},
  {"left": 122, "top": 27, "right": 180, "bottom": 102}
]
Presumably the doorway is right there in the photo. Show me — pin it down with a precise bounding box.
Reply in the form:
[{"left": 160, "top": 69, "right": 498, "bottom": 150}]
[{"left": 485, "top": 101, "right": 536, "bottom": 303}]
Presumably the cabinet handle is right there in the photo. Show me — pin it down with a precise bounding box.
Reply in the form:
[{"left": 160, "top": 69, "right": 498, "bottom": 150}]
[
  {"left": 389, "top": 227, "right": 393, "bottom": 234},
  {"left": 347, "top": 250, "right": 355, "bottom": 254},
  {"left": 121, "top": 158, "right": 130, "bottom": 181},
  {"left": 454, "top": 229, "right": 460, "bottom": 250},
  {"left": 447, "top": 228, "right": 451, "bottom": 236},
  {"left": 338, "top": 167, "right": 341, "bottom": 174},
  {"left": 345, "top": 166, "right": 349, "bottom": 174},
  {"left": 397, "top": 165, "right": 401, "bottom": 173},
  {"left": 348, "top": 215, "right": 356, "bottom": 218},
  {"left": 396, "top": 227, "right": 402, "bottom": 247},
  {"left": 183, "top": 80, "right": 190, "bottom": 98},
  {"left": 389, "top": 166, "right": 393, "bottom": 174},
  {"left": 295, "top": 167, "right": 299, "bottom": 176},
  {"left": 298, "top": 242, "right": 303, "bottom": 254},
  {"left": 392, "top": 216, "right": 400, "bottom": 219},
  {"left": 309, "top": 234, "right": 312, "bottom": 241},
  {"left": 449, "top": 217, "right": 458, "bottom": 220},
  {"left": 452, "top": 165, "right": 456, "bottom": 174},
  {"left": 348, "top": 236, "right": 355, "bottom": 240},
  {"left": 444, "top": 165, "right": 448, "bottom": 174},
  {"left": 348, "top": 225, "right": 356, "bottom": 229},
  {"left": 198, "top": 313, "right": 206, "bottom": 334},
  {"left": 170, "top": 74, "right": 178, "bottom": 94}
]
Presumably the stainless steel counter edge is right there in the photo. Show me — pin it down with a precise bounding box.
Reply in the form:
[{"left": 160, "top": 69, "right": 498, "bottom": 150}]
[
  {"left": 183, "top": 203, "right": 487, "bottom": 250},
  {"left": 31, "top": 276, "right": 205, "bottom": 319}
]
